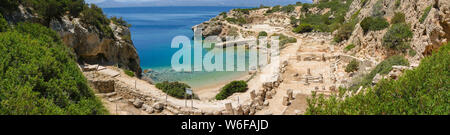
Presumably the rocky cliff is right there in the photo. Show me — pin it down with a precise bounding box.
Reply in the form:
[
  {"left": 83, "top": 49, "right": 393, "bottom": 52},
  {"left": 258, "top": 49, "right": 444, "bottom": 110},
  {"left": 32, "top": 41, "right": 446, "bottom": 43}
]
[
  {"left": 5, "top": 5, "right": 142, "bottom": 77},
  {"left": 342, "top": 0, "right": 449, "bottom": 64}
]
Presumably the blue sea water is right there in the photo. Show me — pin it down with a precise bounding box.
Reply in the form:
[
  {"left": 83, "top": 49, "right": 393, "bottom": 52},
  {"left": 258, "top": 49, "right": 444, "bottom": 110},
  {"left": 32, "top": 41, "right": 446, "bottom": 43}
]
[{"left": 103, "top": 6, "right": 251, "bottom": 88}]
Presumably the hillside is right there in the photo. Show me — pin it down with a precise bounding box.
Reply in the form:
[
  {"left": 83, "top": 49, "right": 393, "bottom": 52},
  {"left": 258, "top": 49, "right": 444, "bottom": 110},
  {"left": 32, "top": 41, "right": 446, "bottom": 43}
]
[
  {"left": 192, "top": 0, "right": 449, "bottom": 114},
  {"left": 0, "top": 0, "right": 143, "bottom": 114}
]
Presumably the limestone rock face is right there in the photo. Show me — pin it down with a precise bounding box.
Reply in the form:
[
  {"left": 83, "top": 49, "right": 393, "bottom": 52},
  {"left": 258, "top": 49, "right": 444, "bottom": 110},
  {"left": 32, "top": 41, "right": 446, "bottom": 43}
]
[{"left": 51, "top": 17, "right": 142, "bottom": 77}]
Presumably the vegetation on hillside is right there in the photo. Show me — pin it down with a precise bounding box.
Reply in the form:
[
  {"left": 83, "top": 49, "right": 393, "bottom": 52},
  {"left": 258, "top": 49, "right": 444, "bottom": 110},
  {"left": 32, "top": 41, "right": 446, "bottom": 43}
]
[
  {"left": 306, "top": 43, "right": 449, "bottom": 115},
  {"left": 344, "top": 43, "right": 355, "bottom": 52},
  {"left": 345, "top": 59, "right": 359, "bottom": 73},
  {"left": 360, "top": 17, "right": 389, "bottom": 34},
  {"left": 391, "top": 12, "right": 406, "bottom": 24},
  {"left": 0, "top": 22, "right": 107, "bottom": 114},
  {"left": 155, "top": 81, "right": 197, "bottom": 99},
  {"left": 347, "top": 55, "right": 409, "bottom": 91},
  {"left": 216, "top": 81, "right": 248, "bottom": 100},
  {"left": 382, "top": 23, "right": 413, "bottom": 52},
  {"left": 419, "top": 5, "right": 432, "bottom": 23}
]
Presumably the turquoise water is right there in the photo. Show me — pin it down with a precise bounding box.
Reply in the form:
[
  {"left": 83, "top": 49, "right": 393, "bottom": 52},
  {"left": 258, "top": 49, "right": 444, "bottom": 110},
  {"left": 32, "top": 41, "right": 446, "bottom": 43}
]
[{"left": 103, "top": 6, "right": 252, "bottom": 88}]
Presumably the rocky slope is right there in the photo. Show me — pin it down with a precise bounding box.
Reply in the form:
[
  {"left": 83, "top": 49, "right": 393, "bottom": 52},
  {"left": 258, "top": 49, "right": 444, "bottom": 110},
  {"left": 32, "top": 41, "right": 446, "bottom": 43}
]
[
  {"left": 5, "top": 5, "right": 142, "bottom": 77},
  {"left": 195, "top": 0, "right": 449, "bottom": 65},
  {"left": 343, "top": 0, "right": 449, "bottom": 64}
]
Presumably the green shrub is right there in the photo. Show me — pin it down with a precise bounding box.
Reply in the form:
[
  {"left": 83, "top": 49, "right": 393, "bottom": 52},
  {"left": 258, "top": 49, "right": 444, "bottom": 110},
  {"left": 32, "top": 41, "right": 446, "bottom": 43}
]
[
  {"left": 270, "top": 33, "right": 297, "bottom": 48},
  {"left": 233, "top": 8, "right": 250, "bottom": 15},
  {"left": 306, "top": 43, "right": 449, "bottom": 115},
  {"left": 0, "top": 13, "right": 8, "bottom": 32},
  {"left": 219, "top": 12, "right": 227, "bottom": 18},
  {"left": 111, "top": 16, "right": 131, "bottom": 27},
  {"left": 395, "top": 0, "right": 401, "bottom": 8},
  {"left": 419, "top": 6, "right": 432, "bottom": 23},
  {"left": 280, "top": 4, "right": 296, "bottom": 13},
  {"left": 266, "top": 5, "right": 281, "bottom": 13},
  {"left": 348, "top": 55, "right": 408, "bottom": 91},
  {"left": 360, "top": 17, "right": 389, "bottom": 33},
  {"left": 293, "top": 23, "right": 314, "bottom": 33},
  {"left": 124, "top": 69, "right": 135, "bottom": 77},
  {"left": 345, "top": 59, "right": 359, "bottom": 73},
  {"left": 301, "top": 3, "right": 311, "bottom": 13},
  {"left": 344, "top": 44, "right": 355, "bottom": 52},
  {"left": 258, "top": 31, "right": 268, "bottom": 37},
  {"left": 0, "top": 23, "right": 106, "bottom": 114},
  {"left": 391, "top": 12, "right": 406, "bottom": 24},
  {"left": 0, "top": 0, "right": 19, "bottom": 14},
  {"left": 382, "top": 23, "right": 413, "bottom": 52},
  {"left": 216, "top": 80, "right": 248, "bottom": 100},
  {"left": 333, "top": 22, "right": 355, "bottom": 43},
  {"left": 408, "top": 49, "right": 417, "bottom": 57},
  {"left": 156, "top": 81, "right": 196, "bottom": 99},
  {"left": 372, "top": 0, "right": 384, "bottom": 17}
]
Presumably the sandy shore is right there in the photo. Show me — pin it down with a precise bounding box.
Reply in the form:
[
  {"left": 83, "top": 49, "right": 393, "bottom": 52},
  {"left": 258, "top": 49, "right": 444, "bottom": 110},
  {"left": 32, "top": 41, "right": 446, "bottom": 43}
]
[{"left": 194, "top": 72, "right": 251, "bottom": 100}]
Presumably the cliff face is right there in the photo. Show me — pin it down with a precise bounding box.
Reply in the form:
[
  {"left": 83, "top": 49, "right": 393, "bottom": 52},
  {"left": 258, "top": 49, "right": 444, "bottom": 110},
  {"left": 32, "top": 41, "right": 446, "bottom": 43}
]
[{"left": 6, "top": 5, "right": 142, "bottom": 77}]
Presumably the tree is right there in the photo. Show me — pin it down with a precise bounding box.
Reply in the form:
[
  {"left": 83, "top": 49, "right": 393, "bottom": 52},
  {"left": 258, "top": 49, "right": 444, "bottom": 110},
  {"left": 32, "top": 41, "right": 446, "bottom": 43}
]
[
  {"left": 216, "top": 81, "right": 248, "bottom": 100},
  {"left": 382, "top": 23, "right": 413, "bottom": 52},
  {"left": 0, "top": 13, "right": 8, "bottom": 32}
]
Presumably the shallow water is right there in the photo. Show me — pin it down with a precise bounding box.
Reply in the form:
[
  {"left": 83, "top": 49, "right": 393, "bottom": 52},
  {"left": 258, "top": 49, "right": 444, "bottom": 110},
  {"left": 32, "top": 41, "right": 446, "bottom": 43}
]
[{"left": 103, "top": 6, "right": 252, "bottom": 88}]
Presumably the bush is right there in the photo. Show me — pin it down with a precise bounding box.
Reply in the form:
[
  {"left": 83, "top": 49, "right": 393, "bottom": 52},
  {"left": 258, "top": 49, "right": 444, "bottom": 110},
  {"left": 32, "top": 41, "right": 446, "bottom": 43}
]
[
  {"left": 156, "top": 81, "right": 196, "bottom": 99},
  {"left": 0, "top": 13, "right": 8, "bottom": 32},
  {"left": 347, "top": 55, "right": 409, "bottom": 91},
  {"left": 270, "top": 33, "right": 297, "bottom": 48},
  {"left": 80, "top": 4, "right": 113, "bottom": 37},
  {"left": 280, "top": 4, "right": 296, "bottom": 13},
  {"left": 395, "top": 0, "right": 401, "bottom": 8},
  {"left": 391, "top": 12, "right": 406, "bottom": 24},
  {"left": 258, "top": 31, "right": 268, "bottom": 37},
  {"left": 345, "top": 59, "right": 359, "bottom": 73},
  {"left": 419, "top": 6, "right": 432, "bottom": 23},
  {"left": 333, "top": 22, "right": 355, "bottom": 43},
  {"left": 111, "top": 16, "right": 131, "bottom": 27},
  {"left": 344, "top": 44, "right": 355, "bottom": 52},
  {"left": 0, "top": 0, "right": 19, "bottom": 14},
  {"left": 226, "top": 17, "right": 247, "bottom": 25},
  {"left": 0, "top": 23, "right": 107, "bottom": 114},
  {"left": 372, "top": 0, "right": 384, "bottom": 17},
  {"left": 382, "top": 23, "right": 413, "bottom": 52},
  {"left": 360, "top": 17, "right": 389, "bottom": 33},
  {"left": 306, "top": 43, "right": 449, "bottom": 115},
  {"left": 124, "top": 69, "right": 135, "bottom": 77},
  {"left": 293, "top": 23, "right": 314, "bottom": 33},
  {"left": 266, "top": 5, "right": 281, "bottom": 14},
  {"left": 215, "top": 80, "right": 248, "bottom": 100}
]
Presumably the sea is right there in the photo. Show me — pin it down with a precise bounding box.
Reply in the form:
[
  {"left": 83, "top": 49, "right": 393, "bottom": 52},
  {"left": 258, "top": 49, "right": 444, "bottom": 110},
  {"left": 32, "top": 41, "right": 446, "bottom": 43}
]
[{"left": 103, "top": 6, "right": 253, "bottom": 88}]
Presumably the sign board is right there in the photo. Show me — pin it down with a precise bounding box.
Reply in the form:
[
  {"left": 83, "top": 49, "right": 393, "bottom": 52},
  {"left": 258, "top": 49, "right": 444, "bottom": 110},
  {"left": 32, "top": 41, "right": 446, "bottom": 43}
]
[{"left": 185, "top": 88, "right": 193, "bottom": 95}]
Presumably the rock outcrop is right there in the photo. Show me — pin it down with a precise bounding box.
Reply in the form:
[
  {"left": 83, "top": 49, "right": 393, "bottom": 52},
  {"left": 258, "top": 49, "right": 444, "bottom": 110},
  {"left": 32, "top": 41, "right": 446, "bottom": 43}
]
[
  {"left": 5, "top": 5, "right": 142, "bottom": 78},
  {"left": 343, "top": 0, "right": 449, "bottom": 64}
]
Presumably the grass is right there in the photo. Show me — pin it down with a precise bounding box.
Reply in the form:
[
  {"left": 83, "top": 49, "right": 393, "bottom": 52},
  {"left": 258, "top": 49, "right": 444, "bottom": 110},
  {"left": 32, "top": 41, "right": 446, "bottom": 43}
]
[{"left": 124, "top": 69, "right": 135, "bottom": 77}]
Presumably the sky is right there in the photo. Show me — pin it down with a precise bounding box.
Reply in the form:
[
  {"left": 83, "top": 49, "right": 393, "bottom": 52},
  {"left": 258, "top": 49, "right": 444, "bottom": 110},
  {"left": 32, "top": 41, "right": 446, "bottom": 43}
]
[{"left": 86, "top": 0, "right": 313, "bottom": 7}]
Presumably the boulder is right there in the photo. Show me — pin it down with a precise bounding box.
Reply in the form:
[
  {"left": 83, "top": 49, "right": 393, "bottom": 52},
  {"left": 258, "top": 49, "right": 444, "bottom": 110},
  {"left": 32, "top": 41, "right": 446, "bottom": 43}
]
[{"left": 133, "top": 98, "right": 144, "bottom": 108}]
